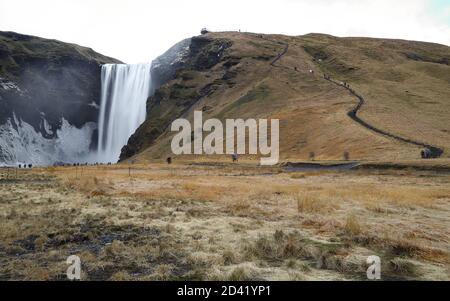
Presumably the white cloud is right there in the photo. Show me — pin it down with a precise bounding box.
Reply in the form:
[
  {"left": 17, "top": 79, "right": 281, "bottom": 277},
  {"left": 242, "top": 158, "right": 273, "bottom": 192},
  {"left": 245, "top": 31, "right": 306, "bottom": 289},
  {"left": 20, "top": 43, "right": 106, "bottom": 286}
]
[{"left": 0, "top": 0, "right": 449, "bottom": 63}]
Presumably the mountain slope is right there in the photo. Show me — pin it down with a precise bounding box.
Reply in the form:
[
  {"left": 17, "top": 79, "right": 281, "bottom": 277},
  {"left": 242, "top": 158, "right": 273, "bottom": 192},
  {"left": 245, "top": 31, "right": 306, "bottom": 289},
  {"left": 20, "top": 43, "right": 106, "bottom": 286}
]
[
  {"left": 121, "top": 32, "right": 450, "bottom": 163},
  {"left": 0, "top": 31, "right": 121, "bottom": 164}
]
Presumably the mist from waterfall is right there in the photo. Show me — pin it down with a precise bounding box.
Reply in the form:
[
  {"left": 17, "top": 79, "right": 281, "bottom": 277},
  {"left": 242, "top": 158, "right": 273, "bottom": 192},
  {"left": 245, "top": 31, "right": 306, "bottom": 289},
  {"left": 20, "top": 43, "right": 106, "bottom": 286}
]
[{"left": 97, "top": 64, "right": 152, "bottom": 163}]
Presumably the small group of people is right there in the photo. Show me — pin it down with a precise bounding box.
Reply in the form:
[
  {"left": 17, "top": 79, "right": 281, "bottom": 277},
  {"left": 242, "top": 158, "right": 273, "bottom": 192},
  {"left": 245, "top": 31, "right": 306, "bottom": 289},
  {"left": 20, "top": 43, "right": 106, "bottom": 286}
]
[
  {"left": 421, "top": 148, "right": 433, "bottom": 159},
  {"left": 53, "top": 162, "right": 113, "bottom": 167},
  {"left": 73, "top": 162, "right": 111, "bottom": 167},
  {"left": 18, "top": 164, "right": 33, "bottom": 169},
  {"left": 165, "top": 155, "right": 239, "bottom": 164},
  {"left": 72, "top": 163, "right": 90, "bottom": 167},
  {"left": 341, "top": 81, "right": 350, "bottom": 89}
]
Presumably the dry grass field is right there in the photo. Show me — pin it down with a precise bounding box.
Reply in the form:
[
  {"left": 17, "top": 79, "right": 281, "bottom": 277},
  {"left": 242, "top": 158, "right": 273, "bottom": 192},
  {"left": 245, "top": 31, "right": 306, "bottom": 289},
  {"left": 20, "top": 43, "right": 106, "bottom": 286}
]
[{"left": 1, "top": 162, "right": 449, "bottom": 281}]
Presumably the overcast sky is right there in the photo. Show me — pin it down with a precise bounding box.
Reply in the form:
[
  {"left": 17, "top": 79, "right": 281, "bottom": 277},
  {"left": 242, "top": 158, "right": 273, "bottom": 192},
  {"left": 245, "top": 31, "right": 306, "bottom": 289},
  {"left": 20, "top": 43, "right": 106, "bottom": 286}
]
[{"left": 1, "top": 0, "right": 449, "bottom": 63}]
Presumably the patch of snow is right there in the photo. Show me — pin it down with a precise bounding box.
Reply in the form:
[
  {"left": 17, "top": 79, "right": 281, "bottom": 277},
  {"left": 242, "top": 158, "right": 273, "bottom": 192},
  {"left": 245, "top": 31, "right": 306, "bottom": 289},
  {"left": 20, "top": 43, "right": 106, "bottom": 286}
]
[
  {"left": 0, "top": 114, "right": 96, "bottom": 166},
  {"left": 0, "top": 77, "right": 22, "bottom": 93},
  {"left": 41, "top": 118, "right": 53, "bottom": 136}
]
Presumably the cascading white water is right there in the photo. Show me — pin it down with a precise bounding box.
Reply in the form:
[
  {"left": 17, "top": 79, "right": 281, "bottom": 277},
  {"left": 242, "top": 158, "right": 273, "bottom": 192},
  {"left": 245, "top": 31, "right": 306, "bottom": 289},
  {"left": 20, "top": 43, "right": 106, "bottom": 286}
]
[{"left": 97, "top": 64, "right": 152, "bottom": 163}]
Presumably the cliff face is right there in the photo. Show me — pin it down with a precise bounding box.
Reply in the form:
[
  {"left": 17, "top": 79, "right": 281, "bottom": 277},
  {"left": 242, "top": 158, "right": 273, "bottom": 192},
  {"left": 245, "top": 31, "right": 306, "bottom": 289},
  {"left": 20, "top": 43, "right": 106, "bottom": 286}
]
[
  {"left": 120, "top": 35, "right": 233, "bottom": 160},
  {"left": 0, "top": 31, "right": 121, "bottom": 164},
  {"left": 120, "top": 32, "right": 450, "bottom": 163},
  {"left": 150, "top": 38, "right": 191, "bottom": 91}
]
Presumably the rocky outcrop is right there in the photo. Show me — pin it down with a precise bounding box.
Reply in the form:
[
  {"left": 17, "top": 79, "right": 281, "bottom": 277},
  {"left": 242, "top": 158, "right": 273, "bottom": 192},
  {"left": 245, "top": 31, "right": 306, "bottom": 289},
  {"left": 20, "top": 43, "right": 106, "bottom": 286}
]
[
  {"left": 150, "top": 38, "right": 191, "bottom": 91},
  {"left": 119, "top": 35, "right": 233, "bottom": 160},
  {"left": 0, "top": 31, "right": 121, "bottom": 164}
]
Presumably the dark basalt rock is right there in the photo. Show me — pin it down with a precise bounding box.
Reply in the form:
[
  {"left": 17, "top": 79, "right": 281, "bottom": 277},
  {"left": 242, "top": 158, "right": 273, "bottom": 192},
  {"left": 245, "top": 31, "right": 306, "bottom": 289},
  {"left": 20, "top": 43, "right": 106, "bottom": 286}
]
[
  {"left": 150, "top": 38, "right": 191, "bottom": 91},
  {"left": 149, "top": 36, "right": 233, "bottom": 90},
  {"left": 189, "top": 36, "right": 232, "bottom": 70},
  {"left": 0, "top": 31, "right": 121, "bottom": 149},
  {"left": 403, "top": 52, "right": 450, "bottom": 65}
]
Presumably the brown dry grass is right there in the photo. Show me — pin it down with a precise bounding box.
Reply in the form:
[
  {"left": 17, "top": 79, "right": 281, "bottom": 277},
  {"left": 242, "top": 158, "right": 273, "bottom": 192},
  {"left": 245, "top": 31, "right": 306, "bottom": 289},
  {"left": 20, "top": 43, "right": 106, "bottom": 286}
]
[{"left": 0, "top": 163, "right": 449, "bottom": 281}]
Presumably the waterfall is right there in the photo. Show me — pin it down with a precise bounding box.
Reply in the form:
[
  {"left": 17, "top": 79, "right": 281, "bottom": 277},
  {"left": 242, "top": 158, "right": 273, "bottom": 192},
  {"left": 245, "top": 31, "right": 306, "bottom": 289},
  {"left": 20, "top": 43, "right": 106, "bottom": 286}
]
[{"left": 97, "top": 64, "right": 152, "bottom": 163}]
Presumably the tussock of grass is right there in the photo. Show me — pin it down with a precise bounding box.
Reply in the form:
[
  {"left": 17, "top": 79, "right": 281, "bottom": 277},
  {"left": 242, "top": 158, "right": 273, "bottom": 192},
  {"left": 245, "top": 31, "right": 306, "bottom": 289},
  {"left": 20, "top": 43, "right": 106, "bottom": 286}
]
[
  {"left": 297, "top": 193, "right": 337, "bottom": 214},
  {"left": 151, "top": 264, "right": 174, "bottom": 280},
  {"left": 388, "top": 258, "right": 419, "bottom": 278},
  {"left": 222, "top": 250, "right": 237, "bottom": 266},
  {"left": 228, "top": 267, "right": 252, "bottom": 281},
  {"left": 110, "top": 271, "right": 132, "bottom": 281},
  {"left": 344, "top": 214, "right": 362, "bottom": 236}
]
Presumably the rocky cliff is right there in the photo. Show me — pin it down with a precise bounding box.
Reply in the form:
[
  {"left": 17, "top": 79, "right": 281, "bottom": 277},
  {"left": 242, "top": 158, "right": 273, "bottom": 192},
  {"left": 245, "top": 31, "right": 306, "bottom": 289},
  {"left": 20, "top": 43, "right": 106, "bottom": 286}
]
[
  {"left": 120, "top": 35, "right": 233, "bottom": 160},
  {"left": 0, "top": 31, "right": 121, "bottom": 165}
]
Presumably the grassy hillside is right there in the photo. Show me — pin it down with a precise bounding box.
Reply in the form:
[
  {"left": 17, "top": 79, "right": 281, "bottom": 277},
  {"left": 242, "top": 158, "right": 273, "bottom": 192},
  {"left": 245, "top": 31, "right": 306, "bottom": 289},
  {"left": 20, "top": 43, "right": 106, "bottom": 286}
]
[{"left": 122, "top": 32, "right": 450, "bottom": 163}]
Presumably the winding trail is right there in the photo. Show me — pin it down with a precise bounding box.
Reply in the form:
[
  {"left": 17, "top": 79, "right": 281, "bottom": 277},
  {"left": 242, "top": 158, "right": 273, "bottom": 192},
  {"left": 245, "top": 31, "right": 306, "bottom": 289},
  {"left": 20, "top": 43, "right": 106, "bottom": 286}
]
[
  {"left": 325, "top": 77, "right": 444, "bottom": 158},
  {"left": 255, "top": 34, "right": 289, "bottom": 67},
  {"left": 271, "top": 43, "right": 289, "bottom": 66},
  {"left": 255, "top": 34, "right": 443, "bottom": 158}
]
